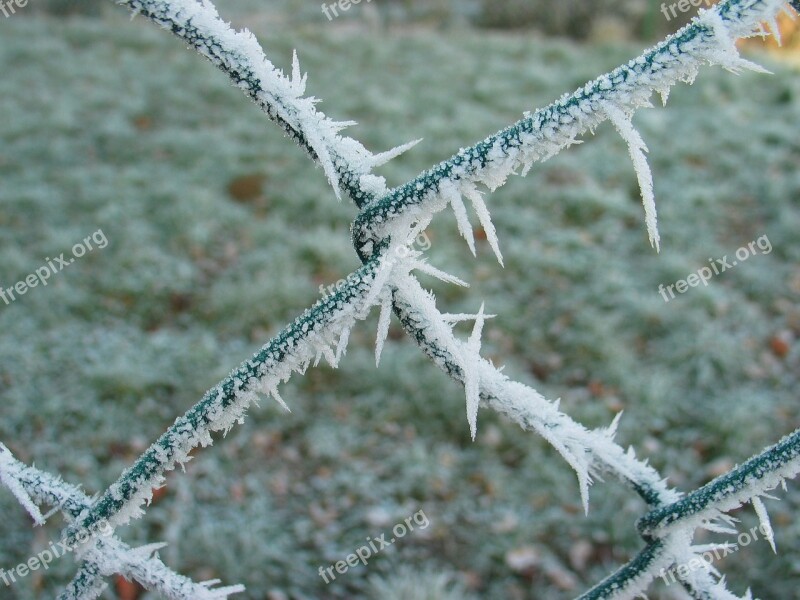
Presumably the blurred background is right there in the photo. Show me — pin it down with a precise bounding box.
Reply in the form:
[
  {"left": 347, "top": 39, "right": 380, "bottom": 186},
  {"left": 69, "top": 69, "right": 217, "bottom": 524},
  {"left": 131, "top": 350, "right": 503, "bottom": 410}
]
[{"left": 1, "top": 1, "right": 799, "bottom": 599}]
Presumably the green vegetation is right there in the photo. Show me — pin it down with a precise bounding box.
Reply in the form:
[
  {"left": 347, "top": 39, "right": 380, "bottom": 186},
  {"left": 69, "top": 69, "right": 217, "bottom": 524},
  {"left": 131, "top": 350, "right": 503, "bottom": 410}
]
[{"left": 0, "top": 6, "right": 798, "bottom": 599}]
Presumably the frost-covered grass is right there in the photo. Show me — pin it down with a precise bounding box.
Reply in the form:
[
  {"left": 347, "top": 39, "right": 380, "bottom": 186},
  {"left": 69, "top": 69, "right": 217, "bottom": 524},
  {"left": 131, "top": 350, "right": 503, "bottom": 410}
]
[{"left": 0, "top": 6, "right": 799, "bottom": 599}]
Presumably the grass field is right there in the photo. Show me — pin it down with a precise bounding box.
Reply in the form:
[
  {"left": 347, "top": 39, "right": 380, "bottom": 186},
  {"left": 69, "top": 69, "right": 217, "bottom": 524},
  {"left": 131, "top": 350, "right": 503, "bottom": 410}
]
[{"left": 0, "top": 5, "right": 799, "bottom": 599}]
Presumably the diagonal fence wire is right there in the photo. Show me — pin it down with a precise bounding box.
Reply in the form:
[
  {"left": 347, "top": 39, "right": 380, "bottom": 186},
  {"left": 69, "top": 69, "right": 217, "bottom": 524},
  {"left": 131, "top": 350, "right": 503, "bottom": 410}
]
[{"left": 1, "top": 0, "right": 799, "bottom": 598}]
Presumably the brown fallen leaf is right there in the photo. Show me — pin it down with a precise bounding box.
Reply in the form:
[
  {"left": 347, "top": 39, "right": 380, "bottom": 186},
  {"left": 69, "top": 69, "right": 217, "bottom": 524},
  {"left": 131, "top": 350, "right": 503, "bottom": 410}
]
[
  {"left": 770, "top": 334, "right": 791, "bottom": 358},
  {"left": 227, "top": 173, "right": 265, "bottom": 203},
  {"left": 115, "top": 574, "right": 143, "bottom": 600}
]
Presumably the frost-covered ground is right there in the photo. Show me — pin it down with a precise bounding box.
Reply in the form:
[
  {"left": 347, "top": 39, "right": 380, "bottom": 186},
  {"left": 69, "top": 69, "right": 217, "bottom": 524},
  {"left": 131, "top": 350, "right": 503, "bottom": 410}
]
[{"left": 0, "top": 5, "right": 799, "bottom": 600}]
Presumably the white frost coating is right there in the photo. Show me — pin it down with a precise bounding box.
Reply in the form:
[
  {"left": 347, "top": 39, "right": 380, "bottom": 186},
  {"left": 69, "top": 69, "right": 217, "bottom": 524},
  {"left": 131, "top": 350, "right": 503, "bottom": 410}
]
[
  {"left": 701, "top": 517, "right": 740, "bottom": 535},
  {"left": 361, "top": 258, "right": 395, "bottom": 311},
  {"left": 290, "top": 49, "right": 306, "bottom": 94},
  {"left": 649, "top": 448, "right": 800, "bottom": 540},
  {"left": 0, "top": 448, "right": 244, "bottom": 599},
  {"left": 441, "top": 180, "right": 476, "bottom": 256},
  {"left": 335, "top": 325, "right": 351, "bottom": 362},
  {"left": 463, "top": 303, "right": 487, "bottom": 440},
  {"left": 389, "top": 274, "right": 682, "bottom": 513},
  {"left": 603, "top": 102, "right": 660, "bottom": 251},
  {"left": 441, "top": 311, "right": 496, "bottom": 324},
  {"left": 698, "top": 8, "right": 773, "bottom": 75},
  {"left": 32, "top": 3, "right": 796, "bottom": 599},
  {"left": 409, "top": 258, "right": 469, "bottom": 288},
  {"left": 368, "top": 138, "right": 424, "bottom": 169},
  {"left": 463, "top": 183, "right": 504, "bottom": 265},
  {"left": 670, "top": 548, "right": 756, "bottom": 600},
  {"left": 122, "top": 0, "right": 420, "bottom": 200},
  {"left": 751, "top": 496, "right": 776, "bottom": 553},
  {"left": 765, "top": 16, "right": 783, "bottom": 44},
  {"left": 606, "top": 530, "right": 758, "bottom": 600},
  {"left": 79, "top": 538, "right": 246, "bottom": 600},
  {"left": 0, "top": 443, "right": 45, "bottom": 525},
  {"left": 263, "top": 383, "right": 291, "bottom": 413},
  {"left": 605, "top": 411, "right": 623, "bottom": 441},
  {"left": 80, "top": 261, "right": 399, "bottom": 535},
  {"left": 363, "top": 0, "right": 784, "bottom": 255},
  {"left": 375, "top": 292, "right": 393, "bottom": 366},
  {"left": 605, "top": 529, "right": 696, "bottom": 600}
]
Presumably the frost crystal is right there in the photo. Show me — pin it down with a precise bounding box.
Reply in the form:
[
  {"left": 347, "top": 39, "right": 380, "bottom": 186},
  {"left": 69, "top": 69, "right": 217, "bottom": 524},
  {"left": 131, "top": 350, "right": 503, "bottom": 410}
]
[{"left": 604, "top": 102, "right": 660, "bottom": 250}]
